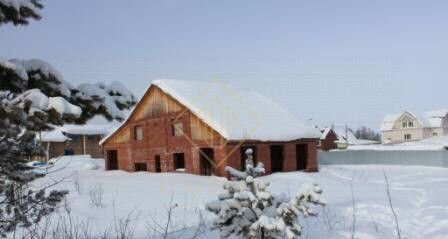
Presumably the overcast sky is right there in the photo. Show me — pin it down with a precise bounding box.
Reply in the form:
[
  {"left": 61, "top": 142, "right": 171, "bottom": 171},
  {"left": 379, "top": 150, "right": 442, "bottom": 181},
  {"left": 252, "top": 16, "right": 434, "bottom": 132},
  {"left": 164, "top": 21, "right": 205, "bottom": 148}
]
[{"left": 1, "top": 0, "right": 448, "bottom": 130}]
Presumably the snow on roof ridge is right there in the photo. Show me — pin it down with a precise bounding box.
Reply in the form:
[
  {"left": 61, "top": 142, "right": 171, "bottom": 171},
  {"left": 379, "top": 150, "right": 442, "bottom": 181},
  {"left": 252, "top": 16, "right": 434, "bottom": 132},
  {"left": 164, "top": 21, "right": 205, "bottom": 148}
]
[
  {"left": 39, "top": 128, "right": 69, "bottom": 142},
  {"left": 320, "top": 127, "right": 332, "bottom": 140}
]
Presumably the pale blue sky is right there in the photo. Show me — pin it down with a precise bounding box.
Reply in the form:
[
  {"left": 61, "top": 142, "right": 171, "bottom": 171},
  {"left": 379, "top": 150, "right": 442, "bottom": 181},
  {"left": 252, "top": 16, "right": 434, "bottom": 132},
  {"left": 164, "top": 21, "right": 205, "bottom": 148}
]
[{"left": 1, "top": 0, "right": 448, "bottom": 130}]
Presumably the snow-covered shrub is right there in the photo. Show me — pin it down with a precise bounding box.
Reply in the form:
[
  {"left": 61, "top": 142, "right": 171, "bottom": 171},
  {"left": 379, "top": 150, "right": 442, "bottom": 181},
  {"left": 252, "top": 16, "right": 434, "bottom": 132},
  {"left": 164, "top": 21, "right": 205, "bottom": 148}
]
[
  {"left": 206, "top": 149, "right": 325, "bottom": 239},
  {"left": 89, "top": 184, "right": 104, "bottom": 208}
]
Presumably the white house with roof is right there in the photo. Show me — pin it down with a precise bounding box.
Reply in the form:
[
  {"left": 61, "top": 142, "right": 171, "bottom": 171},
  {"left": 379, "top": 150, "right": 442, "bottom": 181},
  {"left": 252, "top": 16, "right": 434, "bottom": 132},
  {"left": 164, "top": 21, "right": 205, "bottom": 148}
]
[
  {"left": 381, "top": 110, "right": 448, "bottom": 144},
  {"left": 424, "top": 109, "right": 448, "bottom": 137}
]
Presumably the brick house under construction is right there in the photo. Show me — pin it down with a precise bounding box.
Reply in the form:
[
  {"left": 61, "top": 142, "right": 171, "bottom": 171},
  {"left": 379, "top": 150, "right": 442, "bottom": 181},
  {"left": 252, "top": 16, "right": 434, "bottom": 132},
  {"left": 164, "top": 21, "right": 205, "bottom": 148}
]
[{"left": 100, "top": 79, "right": 321, "bottom": 176}]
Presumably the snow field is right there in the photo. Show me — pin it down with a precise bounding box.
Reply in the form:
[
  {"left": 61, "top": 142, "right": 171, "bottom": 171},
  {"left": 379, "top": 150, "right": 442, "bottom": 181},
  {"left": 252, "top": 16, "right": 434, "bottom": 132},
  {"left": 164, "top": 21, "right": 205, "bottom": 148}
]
[{"left": 32, "top": 156, "right": 448, "bottom": 239}]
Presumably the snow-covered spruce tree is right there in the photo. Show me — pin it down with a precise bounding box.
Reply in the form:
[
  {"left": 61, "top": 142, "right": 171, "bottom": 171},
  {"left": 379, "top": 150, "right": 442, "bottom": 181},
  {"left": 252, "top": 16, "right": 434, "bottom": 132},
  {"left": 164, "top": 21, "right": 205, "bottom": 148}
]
[
  {"left": 0, "top": 91, "right": 68, "bottom": 237},
  {"left": 0, "top": 3, "right": 136, "bottom": 235},
  {"left": 0, "top": 58, "right": 137, "bottom": 123},
  {"left": 0, "top": 0, "right": 42, "bottom": 25},
  {"left": 0, "top": 2, "right": 68, "bottom": 237},
  {"left": 72, "top": 81, "right": 137, "bottom": 122},
  {"left": 206, "top": 149, "right": 325, "bottom": 239}
]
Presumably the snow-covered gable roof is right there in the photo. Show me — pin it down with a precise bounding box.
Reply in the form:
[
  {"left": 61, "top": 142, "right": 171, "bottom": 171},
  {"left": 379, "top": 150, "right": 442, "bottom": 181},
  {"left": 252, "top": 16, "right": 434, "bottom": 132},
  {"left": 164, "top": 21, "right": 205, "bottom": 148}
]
[
  {"left": 320, "top": 127, "right": 333, "bottom": 140},
  {"left": 40, "top": 116, "right": 120, "bottom": 142},
  {"left": 380, "top": 111, "right": 430, "bottom": 131},
  {"left": 334, "top": 128, "right": 359, "bottom": 145},
  {"left": 101, "top": 79, "right": 320, "bottom": 144},
  {"left": 424, "top": 109, "right": 448, "bottom": 128},
  {"left": 380, "top": 113, "right": 402, "bottom": 131},
  {"left": 61, "top": 124, "right": 114, "bottom": 135},
  {"left": 62, "top": 115, "right": 120, "bottom": 135},
  {"left": 39, "top": 128, "right": 69, "bottom": 142},
  {"left": 427, "top": 117, "right": 443, "bottom": 128},
  {"left": 425, "top": 109, "right": 448, "bottom": 118}
]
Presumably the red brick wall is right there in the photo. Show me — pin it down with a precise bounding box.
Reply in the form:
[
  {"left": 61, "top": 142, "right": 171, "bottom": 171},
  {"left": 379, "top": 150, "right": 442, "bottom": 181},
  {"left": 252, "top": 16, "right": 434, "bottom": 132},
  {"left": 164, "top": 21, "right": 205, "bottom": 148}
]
[
  {"left": 224, "top": 139, "right": 318, "bottom": 175},
  {"left": 305, "top": 140, "right": 318, "bottom": 172},
  {"left": 104, "top": 111, "right": 225, "bottom": 175},
  {"left": 103, "top": 111, "right": 319, "bottom": 176}
]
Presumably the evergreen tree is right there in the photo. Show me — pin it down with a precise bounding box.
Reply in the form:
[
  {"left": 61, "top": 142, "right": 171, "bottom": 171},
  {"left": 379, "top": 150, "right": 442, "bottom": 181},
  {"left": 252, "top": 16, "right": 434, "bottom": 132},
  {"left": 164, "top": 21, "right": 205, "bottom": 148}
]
[
  {"left": 206, "top": 149, "right": 325, "bottom": 239},
  {"left": 10, "top": 58, "right": 73, "bottom": 97},
  {"left": 0, "top": 58, "right": 137, "bottom": 123},
  {"left": 0, "top": 0, "right": 42, "bottom": 25},
  {"left": 0, "top": 91, "right": 68, "bottom": 237},
  {"left": 0, "top": 59, "right": 27, "bottom": 93},
  {"left": 0, "top": 2, "right": 69, "bottom": 237}
]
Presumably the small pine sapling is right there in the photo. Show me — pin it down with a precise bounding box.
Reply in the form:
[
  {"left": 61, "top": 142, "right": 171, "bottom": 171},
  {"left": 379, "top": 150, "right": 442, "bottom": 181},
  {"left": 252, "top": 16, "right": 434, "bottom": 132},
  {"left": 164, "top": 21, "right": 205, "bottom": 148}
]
[{"left": 206, "top": 149, "right": 325, "bottom": 239}]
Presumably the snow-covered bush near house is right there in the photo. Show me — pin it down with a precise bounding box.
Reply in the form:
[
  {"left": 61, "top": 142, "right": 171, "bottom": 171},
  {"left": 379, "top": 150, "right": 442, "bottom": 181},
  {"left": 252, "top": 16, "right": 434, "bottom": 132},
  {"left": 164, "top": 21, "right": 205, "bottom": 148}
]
[{"left": 206, "top": 149, "right": 325, "bottom": 239}]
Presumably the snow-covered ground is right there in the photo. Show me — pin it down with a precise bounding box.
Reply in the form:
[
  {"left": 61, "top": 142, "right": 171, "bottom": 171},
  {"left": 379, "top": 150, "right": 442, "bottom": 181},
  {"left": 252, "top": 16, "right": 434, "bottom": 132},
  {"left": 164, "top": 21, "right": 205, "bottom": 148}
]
[
  {"left": 31, "top": 156, "right": 448, "bottom": 239},
  {"left": 347, "top": 135, "right": 448, "bottom": 151}
]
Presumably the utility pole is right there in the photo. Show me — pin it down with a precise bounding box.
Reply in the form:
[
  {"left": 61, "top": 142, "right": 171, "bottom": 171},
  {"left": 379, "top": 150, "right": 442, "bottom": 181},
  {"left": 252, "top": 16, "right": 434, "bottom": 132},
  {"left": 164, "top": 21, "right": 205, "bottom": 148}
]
[{"left": 345, "top": 125, "right": 349, "bottom": 146}]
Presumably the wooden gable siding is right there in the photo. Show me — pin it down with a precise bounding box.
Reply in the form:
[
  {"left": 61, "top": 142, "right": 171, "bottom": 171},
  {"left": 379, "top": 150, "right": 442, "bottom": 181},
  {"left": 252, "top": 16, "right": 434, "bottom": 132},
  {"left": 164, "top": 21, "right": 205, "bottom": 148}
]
[
  {"left": 190, "top": 114, "right": 217, "bottom": 141},
  {"left": 104, "top": 85, "right": 225, "bottom": 145},
  {"left": 107, "top": 126, "right": 131, "bottom": 144},
  {"left": 132, "top": 86, "right": 184, "bottom": 121}
]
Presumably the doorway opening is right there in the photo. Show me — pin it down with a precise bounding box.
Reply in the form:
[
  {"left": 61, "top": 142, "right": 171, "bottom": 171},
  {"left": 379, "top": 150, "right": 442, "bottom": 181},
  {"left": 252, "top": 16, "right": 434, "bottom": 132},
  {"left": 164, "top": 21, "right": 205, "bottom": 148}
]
[
  {"left": 173, "top": 153, "right": 185, "bottom": 170},
  {"left": 106, "top": 150, "right": 118, "bottom": 170},
  {"left": 296, "top": 144, "right": 308, "bottom": 170},
  {"left": 270, "top": 145, "right": 284, "bottom": 173},
  {"left": 155, "top": 155, "right": 161, "bottom": 172},
  {"left": 199, "top": 148, "right": 214, "bottom": 176}
]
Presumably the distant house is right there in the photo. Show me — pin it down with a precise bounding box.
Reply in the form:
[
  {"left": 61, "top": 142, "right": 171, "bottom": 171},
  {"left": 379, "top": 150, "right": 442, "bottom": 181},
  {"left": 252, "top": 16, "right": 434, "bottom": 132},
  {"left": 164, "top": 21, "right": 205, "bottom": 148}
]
[
  {"left": 425, "top": 109, "right": 448, "bottom": 137},
  {"left": 39, "top": 129, "right": 70, "bottom": 160},
  {"left": 319, "top": 127, "right": 378, "bottom": 150},
  {"left": 100, "top": 79, "right": 321, "bottom": 176},
  {"left": 381, "top": 110, "right": 448, "bottom": 144},
  {"left": 319, "top": 128, "right": 338, "bottom": 151},
  {"left": 39, "top": 116, "right": 118, "bottom": 160}
]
